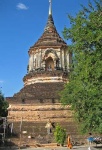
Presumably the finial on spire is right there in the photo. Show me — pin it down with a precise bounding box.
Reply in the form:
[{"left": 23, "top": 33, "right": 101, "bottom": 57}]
[{"left": 49, "top": 0, "right": 52, "bottom": 15}]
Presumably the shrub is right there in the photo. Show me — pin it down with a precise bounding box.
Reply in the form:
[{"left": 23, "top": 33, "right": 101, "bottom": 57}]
[{"left": 54, "top": 123, "right": 66, "bottom": 146}]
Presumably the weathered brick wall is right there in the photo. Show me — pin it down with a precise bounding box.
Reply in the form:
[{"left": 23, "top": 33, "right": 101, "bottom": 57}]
[
  {"left": 12, "top": 82, "right": 64, "bottom": 101},
  {"left": 6, "top": 81, "right": 86, "bottom": 145},
  {"left": 7, "top": 103, "right": 73, "bottom": 122}
]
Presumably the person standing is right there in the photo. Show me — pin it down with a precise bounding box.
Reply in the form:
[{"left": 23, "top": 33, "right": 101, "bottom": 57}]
[
  {"left": 87, "top": 133, "right": 94, "bottom": 150},
  {"left": 67, "top": 134, "right": 73, "bottom": 149}
]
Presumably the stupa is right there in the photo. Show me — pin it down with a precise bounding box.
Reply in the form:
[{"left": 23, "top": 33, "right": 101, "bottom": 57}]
[
  {"left": 6, "top": 1, "right": 79, "bottom": 142},
  {"left": 6, "top": 2, "right": 86, "bottom": 145}
]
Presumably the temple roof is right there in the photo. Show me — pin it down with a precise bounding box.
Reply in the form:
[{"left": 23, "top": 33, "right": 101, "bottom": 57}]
[{"left": 30, "top": 0, "right": 67, "bottom": 49}]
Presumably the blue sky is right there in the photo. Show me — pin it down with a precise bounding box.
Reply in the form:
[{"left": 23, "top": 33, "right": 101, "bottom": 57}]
[{"left": 0, "top": 0, "right": 93, "bottom": 97}]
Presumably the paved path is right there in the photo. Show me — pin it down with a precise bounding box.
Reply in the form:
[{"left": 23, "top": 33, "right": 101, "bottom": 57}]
[
  {"left": 18, "top": 146, "right": 102, "bottom": 150},
  {"left": 17, "top": 147, "right": 102, "bottom": 150},
  {"left": 0, "top": 145, "right": 102, "bottom": 150}
]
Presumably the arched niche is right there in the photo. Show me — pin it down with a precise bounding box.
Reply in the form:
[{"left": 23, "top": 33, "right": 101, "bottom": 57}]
[
  {"left": 43, "top": 49, "right": 58, "bottom": 61},
  {"left": 45, "top": 57, "right": 54, "bottom": 71},
  {"left": 42, "top": 48, "right": 60, "bottom": 70}
]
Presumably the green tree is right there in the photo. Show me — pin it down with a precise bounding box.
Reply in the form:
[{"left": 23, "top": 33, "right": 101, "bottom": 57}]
[
  {"left": 0, "top": 90, "right": 9, "bottom": 117},
  {"left": 54, "top": 124, "right": 66, "bottom": 146},
  {"left": 60, "top": 0, "right": 102, "bottom": 134}
]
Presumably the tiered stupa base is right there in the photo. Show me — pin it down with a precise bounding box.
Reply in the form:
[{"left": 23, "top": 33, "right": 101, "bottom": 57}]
[{"left": 6, "top": 72, "right": 86, "bottom": 146}]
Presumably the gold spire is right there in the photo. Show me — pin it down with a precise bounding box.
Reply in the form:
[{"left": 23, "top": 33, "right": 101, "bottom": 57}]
[{"left": 49, "top": 0, "right": 52, "bottom": 15}]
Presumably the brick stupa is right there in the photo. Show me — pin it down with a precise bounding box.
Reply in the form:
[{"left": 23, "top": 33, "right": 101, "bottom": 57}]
[
  {"left": 7, "top": 0, "right": 72, "bottom": 119},
  {"left": 6, "top": 1, "right": 81, "bottom": 145}
]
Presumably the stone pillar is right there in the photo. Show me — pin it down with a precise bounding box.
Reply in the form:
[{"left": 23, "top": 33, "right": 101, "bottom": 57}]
[
  {"left": 29, "top": 54, "right": 33, "bottom": 71},
  {"left": 64, "top": 49, "right": 67, "bottom": 70},
  {"left": 66, "top": 51, "right": 69, "bottom": 70},
  {"left": 40, "top": 50, "right": 42, "bottom": 68},
  {"left": 54, "top": 59, "right": 56, "bottom": 69},
  {"left": 36, "top": 52, "right": 38, "bottom": 68},
  {"left": 60, "top": 50, "right": 62, "bottom": 68},
  {"left": 62, "top": 50, "right": 64, "bottom": 69}
]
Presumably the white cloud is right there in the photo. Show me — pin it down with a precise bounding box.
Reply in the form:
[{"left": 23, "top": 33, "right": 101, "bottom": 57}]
[{"left": 17, "top": 3, "right": 28, "bottom": 10}]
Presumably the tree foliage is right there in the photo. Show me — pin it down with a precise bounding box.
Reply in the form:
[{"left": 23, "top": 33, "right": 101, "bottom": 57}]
[
  {"left": 61, "top": 0, "right": 102, "bottom": 134},
  {"left": 0, "top": 91, "right": 9, "bottom": 117}
]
